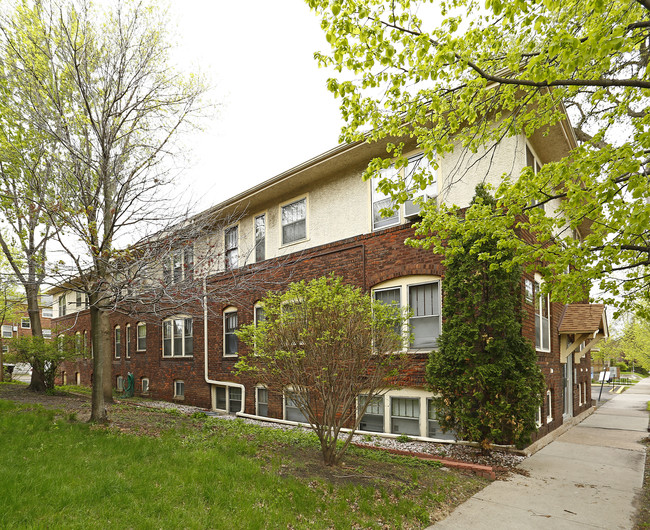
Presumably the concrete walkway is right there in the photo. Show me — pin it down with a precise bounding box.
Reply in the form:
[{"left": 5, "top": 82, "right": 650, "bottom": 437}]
[{"left": 431, "top": 377, "right": 650, "bottom": 529}]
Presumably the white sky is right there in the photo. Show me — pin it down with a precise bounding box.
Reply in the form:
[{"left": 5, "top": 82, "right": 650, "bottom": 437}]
[{"left": 168, "top": 0, "right": 345, "bottom": 214}]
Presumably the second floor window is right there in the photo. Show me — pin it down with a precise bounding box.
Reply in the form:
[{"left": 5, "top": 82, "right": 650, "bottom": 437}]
[
  {"left": 224, "top": 309, "right": 238, "bottom": 356},
  {"left": 125, "top": 325, "right": 131, "bottom": 358},
  {"left": 255, "top": 214, "right": 265, "bottom": 262},
  {"left": 115, "top": 327, "right": 122, "bottom": 359},
  {"left": 163, "top": 247, "right": 194, "bottom": 284},
  {"left": 534, "top": 281, "right": 550, "bottom": 351},
  {"left": 281, "top": 198, "right": 306, "bottom": 245},
  {"left": 58, "top": 295, "right": 66, "bottom": 317},
  {"left": 163, "top": 317, "right": 193, "bottom": 357},
  {"left": 225, "top": 226, "right": 238, "bottom": 270},
  {"left": 21, "top": 318, "right": 31, "bottom": 329},
  {"left": 372, "top": 166, "right": 400, "bottom": 231},
  {"left": 137, "top": 323, "right": 146, "bottom": 351}
]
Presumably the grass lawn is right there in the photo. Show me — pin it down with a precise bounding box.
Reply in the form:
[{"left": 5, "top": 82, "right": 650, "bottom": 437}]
[{"left": 0, "top": 391, "right": 487, "bottom": 528}]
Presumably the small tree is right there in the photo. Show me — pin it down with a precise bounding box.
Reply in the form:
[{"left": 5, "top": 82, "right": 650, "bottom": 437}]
[
  {"left": 236, "top": 276, "right": 405, "bottom": 466},
  {"left": 9, "top": 335, "right": 77, "bottom": 390},
  {"left": 427, "top": 186, "right": 545, "bottom": 451}
]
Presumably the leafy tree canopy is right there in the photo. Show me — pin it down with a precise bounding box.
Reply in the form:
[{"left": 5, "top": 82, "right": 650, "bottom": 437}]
[
  {"left": 236, "top": 275, "right": 405, "bottom": 466},
  {"left": 306, "top": 0, "right": 650, "bottom": 315}
]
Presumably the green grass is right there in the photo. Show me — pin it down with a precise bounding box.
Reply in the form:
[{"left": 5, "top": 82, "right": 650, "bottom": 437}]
[{"left": 0, "top": 399, "right": 485, "bottom": 528}]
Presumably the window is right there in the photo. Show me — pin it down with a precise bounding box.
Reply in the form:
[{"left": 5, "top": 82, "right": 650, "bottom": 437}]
[
  {"left": 163, "top": 246, "right": 194, "bottom": 284},
  {"left": 535, "top": 403, "right": 543, "bottom": 427},
  {"left": 583, "top": 382, "right": 587, "bottom": 405},
  {"left": 358, "top": 395, "right": 384, "bottom": 433},
  {"left": 114, "top": 326, "right": 121, "bottom": 359},
  {"left": 174, "top": 380, "right": 185, "bottom": 399},
  {"left": 229, "top": 387, "right": 242, "bottom": 413},
  {"left": 404, "top": 155, "right": 437, "bottom": 219},
  {"left": 43, "top": 329, "right": 52, "bottom": 339},
  {"left": 75, "top": 332, "right": 82, "bottom": 355},
  {"left": 62, "top": 371, "right": 67, "bottom": 385},
  {"left": 546, "top": 389, "right": 553, "bottom": 423},
  {"left": 526, "top": 145, "right": 544, "bottom": 211},
  {"left": 256, "top": 387, "right": 269, "bottom": 417},
  {"left": 254, "top": 304, "right": 265, "bottom": 326},
  {"left": 75, "top": 292, "right": 82, "bottom": 308},
  {"left": 116, "top": 375, "right": 124, "bottom": 391},
  {"left": 372, "top": 167, "right": 400, "bottom": 230},
  {"left": 391, "top": 397, "right": 420, "bottom": 436},
  {"left": 21, "top": 318, "right": 31, "bottom": 329},
  {"left": 75, "top": 372, "right": 80, "bottom": 386},
  {"left": 84, "top": 330, "right": 91, "bottom": 357},
  {"left": 524, "top": 279, "right": 534, "bottom": 304},
  {"left": 223, "top": 309, "right": 238, "bottom": 356},
  {"left": 58, "top": 294, "right": 66, "bottom": 317},
  {"left": 281, "top": 198, "right": 307, "bottom": 245},
  {"left": 2, "top": 325, "right": 12, "bottom": 338},
  {"left": 578, "top": 382, "right": 583, "bottom": 406},
  {"left": 141, "top": 377, "right": 149, "bottom": 393},
  {"left": 534, "top": 280, "right": 550, "bottom": 351},
  {"left": 285, "top": 391, "right": 308, "bottom": 423},
  {"left": 225, "top": 226, "right": 238, "bottom": 270},
  {"left": 216, "top": 386, "right": 227, "bottom": 410},
  {"left": 137, "top": 323, "right": 146, "bottom": 351},
  {"left": 125, "top": 325, "right": 131, "bottom": 358},
  {"left": 1, "top": 345, "right": 7, "bottom": 355},
  {"left": 255, "top": 214, "right": 266, "bottom": 262},
  {"left": 409, "top": 283, "right": 441, "bottom": 349},
  {"left": 41, "top": 295, "right": 53, "bottom": 318},
  {"left": 373, "top": 278, "right": 442, "bottom": 350},
  {"left": 162, "top": 317, "right": 193, "bottom": 357},
  {"left": 427, "top": 399, "right": 454, "bottom": 440}
]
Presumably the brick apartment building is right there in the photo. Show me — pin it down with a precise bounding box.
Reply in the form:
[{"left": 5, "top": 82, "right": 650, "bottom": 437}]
[{"left": 52, "top": 118, "right": 608, "bottom": 445}]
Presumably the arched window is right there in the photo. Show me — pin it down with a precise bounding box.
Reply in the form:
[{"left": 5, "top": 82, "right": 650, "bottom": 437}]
[
  {"left": 223, "top": 307, "right": 238, "bottom": 357},
  {"left": 114, "top": 326, "right": 121, "bottom": 359}
]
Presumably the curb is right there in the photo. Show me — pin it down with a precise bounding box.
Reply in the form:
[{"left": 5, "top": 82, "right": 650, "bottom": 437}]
[{"left": 352, "top": 443, "right": 497, "bottom": 480}]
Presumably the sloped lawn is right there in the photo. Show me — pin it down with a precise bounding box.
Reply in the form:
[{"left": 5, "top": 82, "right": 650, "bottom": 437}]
[{"left": 0, "top": 386, "right": 487, "bottom": 528}]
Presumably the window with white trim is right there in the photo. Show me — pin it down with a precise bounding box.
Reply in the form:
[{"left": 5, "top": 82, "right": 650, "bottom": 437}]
[
  {"left": 391, "top": 397, "right": 420, "bottom": 436},
  {"left": 58, "top": 295, "right": 66, "bottom": 317},
  {"left": 255, "top": 214, "right": 266, "bottom": 262},
  {"left": 75, "top": 372, "right": 80, "bottom": 385},
  {"left": 535, "top": 398, "right": 543, "bottom": 427},
  {"left": 546, "top": 389, "right": 553, "bottom": 422},
  {"left": 372, "top": 166, "right": 399, "bottom": 230},
  {"left": 125, "top": 324, "right": 131, "bottom": 358},
  {"left": 2, "top": 325, "right": 12, "bottom": 338},
  {"left": 526, "top": 145, "right": 544, "bottom": 211},
  {"left": 427, "top": 399, "right": 454, "bottom": 440},
  {"left": 114, "top": 326, "right": 121, "bottom": 359},
  {"left": 358, "top": 395, "right": 384, "bottom": 433},
  {"left": 116, "top": 375, "right": 124, "bottom": 391},
  {"left": 534, "top": 280, "right": 550, "bottom": 351},
  {"left": 225, "top": 226, "right": 238, "bottom": 270},
  {"left": 21, "top": 318, "right": 31, "bottom": 329},
  {"left": 137, "top": 322, "right": 146, "bottom": 351},
  {"left": 229, "top": 387, "right": 242, "bottom": 413},
  {"left": 583, "top": 382, "right": 587, "bottom": 405},
  {"left": 43, "top": 329, "right": 52, "bottom": 339},
  {"left": 215, "top": 386, "right": 227, "bottom": 410},
  {"left": 75, "top": 332, "right": 82, "bottom": 355},
  {"left": 256, "top": 387, "right": 268, "bottom": 417},
  {"left": 174, "top": 380, "right": 185, "bottom": 399},
  {"left": 223, "top": 308, "right": 238, "bottom": 356},
  {"left": 162, "top": 316, "right": 193, "bottom": 357},
  {"left": 254, "top": 304, "right": 265, "bottom": 326},
  {"left": 141, "top": 377, "right": 149, "bottom": 394},
  {"left": 163, "top": 246, "right": 194, "bottom": 284},
  {"left": 281, "top": 198, "right": 307, "bottom": 245},
  {"left": 41, "top": 295, "right": 53, "bottom": 318},
  {"left": 285, "top": 391, "right": 308, "bottom": 423},
  {"left": 373, "top": 277, "right": 442, "bottom": 350}
]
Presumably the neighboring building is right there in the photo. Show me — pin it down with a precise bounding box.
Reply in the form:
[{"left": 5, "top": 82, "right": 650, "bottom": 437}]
[
  {"left": 1, "top": 294, "right": 54, "bottom": 365},
  {"left": 53, "top": 119, "right": 608, "bottom": 445}
]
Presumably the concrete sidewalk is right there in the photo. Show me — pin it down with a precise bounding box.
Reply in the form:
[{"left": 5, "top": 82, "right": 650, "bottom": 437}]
[{"left": 431, "top": 377, "right": 650, "bottom": 529}]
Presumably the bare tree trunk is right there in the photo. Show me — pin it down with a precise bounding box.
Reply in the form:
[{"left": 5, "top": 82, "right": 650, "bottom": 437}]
[
  {"left": 25, "top": 282, "right": 47, "bottom": 392},
  {"left": 89, "top": 304, "right": 108, "bottom": 423}
]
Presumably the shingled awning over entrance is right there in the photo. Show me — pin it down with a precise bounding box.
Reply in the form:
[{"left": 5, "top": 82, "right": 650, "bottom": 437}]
[{"left": 558, "top": 304, "right": 608, "bottom": 363}]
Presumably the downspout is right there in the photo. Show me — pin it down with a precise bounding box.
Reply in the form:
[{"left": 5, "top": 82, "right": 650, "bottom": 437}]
[{"left": 203, "top": 276, "right": 245, "bottom": 411}]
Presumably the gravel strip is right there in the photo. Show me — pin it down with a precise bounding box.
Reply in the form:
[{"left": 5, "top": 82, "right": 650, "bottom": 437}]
[{"left": 128, "top": 398, "right": 526, "bottom": 469}]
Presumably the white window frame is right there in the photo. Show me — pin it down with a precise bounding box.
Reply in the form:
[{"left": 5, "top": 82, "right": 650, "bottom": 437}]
[
  {"left": 284, "top": 389, "right": 309, "bottom": 423},
  {"left": 21, "top": 318, "right": 31, "bottom": 329},
  {"left": 41, "top": 295, "right": 53, "bottom": 318},
  {"left": 372, "top": 276, "right": 442, "bottom": 351},
  {"left": 114, "top": 326, "right": 121, "bottom": 359},
  {"left": 280, "top": 196, "right": 308, "bottom": 247},
  {"left": 224, "top": 225, "right": 239, "bottom": 270},
  {"left": 357, "top": 394, "right": 385, "bottom": 433},
  {"left": 162, "top": 315, "right": 193, "bottom": 358},
  {"left": 75, "top": 332, "right": 82, "bottom": 356},
  {"left": 163, "top": 245, "right": 194, "bottom": 285},
  {"left": 174, "top": 380, "right": 185, "bottom": 399},
  {"left": 58, "top": 294, "right": 66, "bottom": 317},
  {"left": 371, "top": 165, "right": 400, "bottom": 231},
  {"left": 223, "top": 307, "right": 239, "bottom": 357},
  {"left": 136, "top": 322, "right": 146, "bottom": 351},
  {"left": 534, "top": 276, "right": 551, "bottom": 352},
  {"left": 43, "top": 329, "right": 52, "bottom": 339},
  {"left": 116, "top": 375, "right": 124, "bottom": 391},
  {"left": 256, "top": 386, "right": 269, "bottom": 417},
  {"left": 1, "top": 325, "right": 12, "bottom": 338},
  {"left": 546, "top": 389, "right": 553, "bottom": 423},
  {"left": 142, "top": 377, "right": 149, "bottom": 394},
  {"left": 125, "top": 324, "right": 131, "bottom": 359},
  {"left": 254, "top": 213, "right": 266, "bottom": 263},
  {"left": 526, "top": 143, "right": 545, "bottom": 211}
]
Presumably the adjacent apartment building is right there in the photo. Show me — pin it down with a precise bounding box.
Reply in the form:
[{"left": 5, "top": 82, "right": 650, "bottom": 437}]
[{"left": 52, "top": 116, "right": 608, "bottom": 444}]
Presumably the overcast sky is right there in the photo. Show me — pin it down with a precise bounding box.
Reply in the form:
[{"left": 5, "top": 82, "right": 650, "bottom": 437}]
[{"left": 168, "top": 1, "right": 345, "bottom": 214}]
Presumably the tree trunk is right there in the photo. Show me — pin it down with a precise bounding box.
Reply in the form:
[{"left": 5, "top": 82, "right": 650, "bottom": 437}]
[
  {"left": 89, "top": 304, "right": 109, "bottom": 423},
  {"left": 25, "top": 283, "right": 47, "bottom": 392}
]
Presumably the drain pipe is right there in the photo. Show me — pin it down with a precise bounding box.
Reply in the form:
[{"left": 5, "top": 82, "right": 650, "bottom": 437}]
[{"left": 203, "top": 276, "right": 245, "bottom": 411}]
